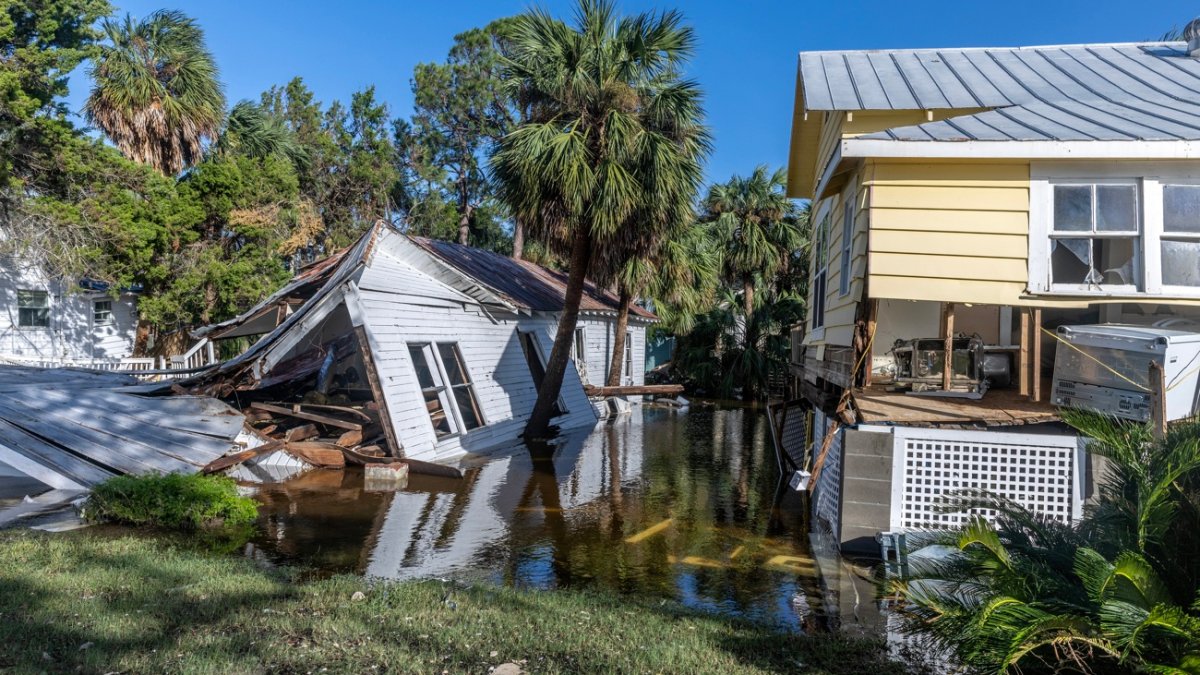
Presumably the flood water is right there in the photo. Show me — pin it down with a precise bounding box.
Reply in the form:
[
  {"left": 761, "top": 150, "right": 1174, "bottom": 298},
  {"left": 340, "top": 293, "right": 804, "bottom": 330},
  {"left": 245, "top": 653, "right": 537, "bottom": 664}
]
[{"left": 248, "top": 404, "right": 834, "bottom": 631}]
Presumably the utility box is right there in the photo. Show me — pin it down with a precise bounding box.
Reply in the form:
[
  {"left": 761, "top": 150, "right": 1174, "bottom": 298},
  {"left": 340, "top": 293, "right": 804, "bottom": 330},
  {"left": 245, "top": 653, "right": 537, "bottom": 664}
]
[{"left": 1052, "top": 324, "right": 1200, "bottom": 423}]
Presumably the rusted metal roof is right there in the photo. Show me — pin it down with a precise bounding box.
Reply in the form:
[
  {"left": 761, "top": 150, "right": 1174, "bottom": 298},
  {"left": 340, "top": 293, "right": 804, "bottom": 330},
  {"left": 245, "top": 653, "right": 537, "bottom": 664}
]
[{"left": 408, "top": 237, "right": 657, "bottom": 320}]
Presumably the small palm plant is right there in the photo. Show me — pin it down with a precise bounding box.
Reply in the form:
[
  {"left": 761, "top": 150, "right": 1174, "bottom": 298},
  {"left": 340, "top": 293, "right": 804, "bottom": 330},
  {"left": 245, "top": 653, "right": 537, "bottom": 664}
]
[{"left": 891, "top": 410, "right": 1200, "bottom": 674}]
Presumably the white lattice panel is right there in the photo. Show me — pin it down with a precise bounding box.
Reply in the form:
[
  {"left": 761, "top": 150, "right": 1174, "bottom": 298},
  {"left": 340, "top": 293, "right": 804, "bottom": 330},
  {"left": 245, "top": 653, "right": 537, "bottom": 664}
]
[
  {"left": 890, "top": 427, "right": 1083, "bottom": 531},
  {"left": 811, "top": 410, "right": 843, "bottom": 537}
]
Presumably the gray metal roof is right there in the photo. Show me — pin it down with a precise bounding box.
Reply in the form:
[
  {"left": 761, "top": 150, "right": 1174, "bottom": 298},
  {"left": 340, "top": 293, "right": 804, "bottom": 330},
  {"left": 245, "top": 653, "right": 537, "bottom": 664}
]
[{"left": 800, "top": 42, "right": 1200, "bottom": 142}]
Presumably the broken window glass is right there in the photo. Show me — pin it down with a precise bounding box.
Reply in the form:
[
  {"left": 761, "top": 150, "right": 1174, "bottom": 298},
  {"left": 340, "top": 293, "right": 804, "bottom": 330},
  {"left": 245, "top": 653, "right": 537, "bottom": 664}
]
[{"left": 1050, "top": 182, "right": 1140, "bottom": 289}]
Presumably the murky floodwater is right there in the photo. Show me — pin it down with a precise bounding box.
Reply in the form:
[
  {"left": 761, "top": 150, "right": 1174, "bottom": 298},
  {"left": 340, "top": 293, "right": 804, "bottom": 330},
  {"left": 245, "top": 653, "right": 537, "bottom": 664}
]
[{"left": 248, "top": 404, "right": 833, "bottom": 630}]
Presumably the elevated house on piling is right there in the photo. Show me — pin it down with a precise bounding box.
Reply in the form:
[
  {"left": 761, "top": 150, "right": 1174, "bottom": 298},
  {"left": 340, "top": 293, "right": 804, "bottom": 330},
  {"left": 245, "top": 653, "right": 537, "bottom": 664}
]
[
  {"left": 191, "top": 223, "right": 656, "bottom": 464},
  {"left": 784, "top": 36, "right": 1200, "bottom": 554}
]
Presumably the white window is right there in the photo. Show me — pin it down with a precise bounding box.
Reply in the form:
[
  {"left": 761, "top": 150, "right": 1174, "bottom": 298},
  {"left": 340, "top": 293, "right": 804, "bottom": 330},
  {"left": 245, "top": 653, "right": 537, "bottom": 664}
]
[
  {"left": 810, "top": 204, "right": 830, "bottom": 330},
  {"left": 839, "top": 188, "right": 855, "bottom": 297},
  {"left": 1030, "top": 166, "right": 1200, "bottom": 298},
  {"left": 17, "top": 290, "right": 49, "bottom": 328},
  {"left": 408, "top": 342, "right": 484, "bottom": 439},
  {"left": 93, "top": 300, "right": 113, "bottom": 325},
  {"left": 623, "top": 330, "right": 633, "bottom": 384}
]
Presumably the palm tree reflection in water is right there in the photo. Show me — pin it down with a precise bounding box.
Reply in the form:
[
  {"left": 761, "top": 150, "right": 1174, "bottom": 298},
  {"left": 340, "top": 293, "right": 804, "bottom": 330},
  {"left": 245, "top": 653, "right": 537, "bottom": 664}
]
[{"left": 252, "top": 406, "right": 830, "bottom": 630}]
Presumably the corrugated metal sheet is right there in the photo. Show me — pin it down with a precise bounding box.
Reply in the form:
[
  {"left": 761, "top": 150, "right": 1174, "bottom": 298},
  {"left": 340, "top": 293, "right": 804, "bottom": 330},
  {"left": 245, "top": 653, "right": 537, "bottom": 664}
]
[
  {"left": 408, "top": 237, "right": 657, "bottom": 320},
  {"left": 800, "top": 42, "right": 1200, "bottom": 142}
]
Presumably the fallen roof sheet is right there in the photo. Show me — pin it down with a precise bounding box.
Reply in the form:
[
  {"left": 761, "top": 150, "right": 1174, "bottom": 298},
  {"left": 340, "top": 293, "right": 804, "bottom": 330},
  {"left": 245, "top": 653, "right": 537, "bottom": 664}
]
[
  {"left": 800, "top": 42, "right": 1200, "bottom": 142},
  {"left": 0, "top": 365, "right": 247, "bottom": 492},
  {"left": 408, "top": 236, "right": 657, "bottom": 320}
]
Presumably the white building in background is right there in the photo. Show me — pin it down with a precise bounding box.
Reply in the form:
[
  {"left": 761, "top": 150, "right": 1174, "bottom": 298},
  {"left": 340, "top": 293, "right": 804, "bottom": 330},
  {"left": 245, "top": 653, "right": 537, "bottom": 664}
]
[{"left": 0, "top": 256, "right": 138, "bottom": 362}]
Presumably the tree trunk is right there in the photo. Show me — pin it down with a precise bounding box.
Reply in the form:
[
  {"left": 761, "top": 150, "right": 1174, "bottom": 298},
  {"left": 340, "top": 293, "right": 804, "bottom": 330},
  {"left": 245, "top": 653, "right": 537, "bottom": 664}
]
[
  {"left": 742, "top": 276, "right": 755, "bottom": 349},
  {"left": 512, "top": 216, "right": 525, "bottom": 260},
  {"left": 605, "top": 287, "right": 633, "bottom": 387},
  {"left": 457, "top": 204, "right": 474, "bottom": 245},
  {"left": 525, "top": 226, "right": 592, "bottom": 440}
]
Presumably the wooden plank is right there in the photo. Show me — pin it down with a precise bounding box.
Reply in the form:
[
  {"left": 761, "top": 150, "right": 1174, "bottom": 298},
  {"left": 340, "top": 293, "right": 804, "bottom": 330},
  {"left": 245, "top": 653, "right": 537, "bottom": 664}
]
[
  {"left": 402, "top": 457, "right": 464, "bottom": 479},
  {"left": 1019, "top": 308, "right": 1031, "bottom": 397},
  {"left": 863, "top": 299, "right": 879, "bottom": 387},
  {"left": 942, "top": 303, "right": 955, "bottom": 391},
  {"left": 250, "top": 402, "right": 362, "bottom": 431},
  {"left": 1150, "top": 361, "right": 1167, "bottom": 441},
  {"left": 201, "top": 440, "right": 286, "bottom": 474},
  {"left": 582, "top": 384, "right": 684, "bottom": 397},
  {"left": 336, "top": 429, "right": 363, "bottom": 447},
  {"left": 1032, "top": 308, "right": 1043, "bottom": 403},
  {"left": 284, "top": 441, "right": 347, "bottom": 468}
]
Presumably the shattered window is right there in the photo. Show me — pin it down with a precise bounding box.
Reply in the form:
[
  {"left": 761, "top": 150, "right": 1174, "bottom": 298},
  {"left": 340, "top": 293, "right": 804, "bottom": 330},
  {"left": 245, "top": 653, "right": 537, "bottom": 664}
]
[
  {"left": 409, "top": 344, "right": 455, "bottom": 438},
  {"left": 1051, "top": 184, "right": 1140, "bottom": 289},
  {"left": 1162, "top": 185, "right": 1200, "bottom": 287},
  {"left": 437, "top": 343, "right": 483, "bottom": 430}
]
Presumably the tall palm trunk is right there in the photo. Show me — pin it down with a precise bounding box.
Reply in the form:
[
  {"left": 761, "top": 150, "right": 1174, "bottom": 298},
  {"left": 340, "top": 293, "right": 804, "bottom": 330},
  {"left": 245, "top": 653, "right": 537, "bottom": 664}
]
[
  {"left": 525, "top": 226, "right": 591, "bottom": 439},
  {"left": 512, "top": 216, "right": 525, "bottom": 260},
  {"left": 605, "top": 287, "right": 633, "bottom": 387},
  {"left": 742, "top": 275, "right": 755, "bottom": 348}
]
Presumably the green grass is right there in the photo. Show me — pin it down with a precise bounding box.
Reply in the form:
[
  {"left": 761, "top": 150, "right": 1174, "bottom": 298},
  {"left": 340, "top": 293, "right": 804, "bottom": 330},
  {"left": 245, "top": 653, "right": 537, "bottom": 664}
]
[
  {"left": 85, "top": 473, "right": 258, "bottom": 530},
  {"left": 0, "top": 530, "right": 910, "bottom": 674}
]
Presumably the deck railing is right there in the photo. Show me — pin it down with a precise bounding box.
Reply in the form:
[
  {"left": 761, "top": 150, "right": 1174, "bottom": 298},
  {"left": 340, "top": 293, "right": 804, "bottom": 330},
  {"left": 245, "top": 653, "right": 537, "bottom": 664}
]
[{"left": 3, "top": 337, "right": 219, "bottom": 381}]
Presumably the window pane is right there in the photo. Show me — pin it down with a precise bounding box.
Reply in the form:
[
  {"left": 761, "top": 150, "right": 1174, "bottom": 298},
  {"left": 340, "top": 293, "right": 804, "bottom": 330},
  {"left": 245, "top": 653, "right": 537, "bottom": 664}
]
[
  {"left": 1162, "top": 240, "right": 1200, "bottom": 286},
  {"left": 437, "top": 343, "right": 471, "bottom": 386},
  {"left": 452, "top": 386, "right": 483, "bottom": 430},
  {"left": 422, "top": 389, "right": 453, "bottom": 437},
  {"left": 408, "top": 345, "right": 436, "bottom": 389},
  {"left": 1051, "top": 238, "right": 1091, "bottom": 283},
  {"left": 1094, "top": 237, "right": 1136, "bottom": 285},
  {"left": 17, "top": 290, "right": 48, "bottom": 309},
  {"left": 1053, "top": 186, "right": 1092, "bottom": 232},
  {"left": 1096, "top": 185, "right": 1137, "bottom": 232},
  {"left": 1164, "top": 185, "right": 1200, "bottom": 233},
  {"left": 94, "top": 300, "right": 112, "bottom": 323}
]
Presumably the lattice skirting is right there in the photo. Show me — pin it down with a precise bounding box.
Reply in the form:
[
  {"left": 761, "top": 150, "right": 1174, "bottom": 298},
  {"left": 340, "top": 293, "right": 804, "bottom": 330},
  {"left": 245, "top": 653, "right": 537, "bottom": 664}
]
[{"left": 889, "top": 426, "right": 1084, "bottom": 530}]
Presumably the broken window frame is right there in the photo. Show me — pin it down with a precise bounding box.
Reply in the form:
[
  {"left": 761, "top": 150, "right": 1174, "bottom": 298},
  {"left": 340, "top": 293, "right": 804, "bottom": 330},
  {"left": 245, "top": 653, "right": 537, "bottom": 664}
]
[
  {"left": 1030, "top": 166, "right": 1200, "bottom": 299},
  {"left": 1048, "top": 180, "right": 1141, "bottom": 293},
  {"left": 17, "top": 289, "right": 49, "bottom": 328},
  {"left": 407, "top": 341, "right": 486, "bottom": 441}
]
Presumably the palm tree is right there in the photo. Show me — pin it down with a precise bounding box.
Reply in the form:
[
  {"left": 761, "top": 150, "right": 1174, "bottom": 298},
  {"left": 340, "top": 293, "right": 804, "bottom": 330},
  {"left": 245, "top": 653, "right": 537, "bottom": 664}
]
[
  {"left": 492, "top": 0, "right": 708, "bottom": 438},
  {"left": 604, "top": 221, "right": 720, "bottom": 386},
  {"left": 217, "top": 100, "right": 306, "bottom": 164},
  {"left": 86, "top": 10, "right": 225, "bottom": 175},
  {"left": 891, "top": 410, "right": 1200, "bottom": 674},
  {"left": 702, "top": 166, "right": 802, "bottom": 348}
]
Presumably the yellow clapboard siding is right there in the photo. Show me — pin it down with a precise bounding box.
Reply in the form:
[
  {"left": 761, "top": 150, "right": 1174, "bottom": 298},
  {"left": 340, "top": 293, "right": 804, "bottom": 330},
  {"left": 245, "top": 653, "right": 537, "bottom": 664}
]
[
  {"left": 870, "top": 208, "right": 1028, "bottom": 235},
  {"left": 870, "top": 252, "right": 1027, "bottom": 282},
  {"left": 870, "top": 230, "right": 1028, "bottom": 259},
  {"left": 869, "top": 161, "right": 1029, "bottom": 185},
  {"left": 868, "top": 275, "right": 1100, "bottom": 308},
  {"left": 871, "top": 184, "right": 1028, "bottom": 212}
]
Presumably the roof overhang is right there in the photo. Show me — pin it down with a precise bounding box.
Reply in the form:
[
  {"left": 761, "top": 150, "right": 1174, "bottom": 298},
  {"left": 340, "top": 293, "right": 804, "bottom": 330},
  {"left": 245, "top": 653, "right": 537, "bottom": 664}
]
[
  {"left": 786, "top": 63, "right": 821, "bottom": 200},
  {"left": 842, "top": 138, "right": 1200, "bottom": 160}
]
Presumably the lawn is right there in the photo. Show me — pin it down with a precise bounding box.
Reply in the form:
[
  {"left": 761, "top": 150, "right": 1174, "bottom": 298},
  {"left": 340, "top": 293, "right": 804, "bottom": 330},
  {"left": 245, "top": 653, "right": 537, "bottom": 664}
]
[{"left": 0, "top": 529, "right": 910, "bottom": 674}]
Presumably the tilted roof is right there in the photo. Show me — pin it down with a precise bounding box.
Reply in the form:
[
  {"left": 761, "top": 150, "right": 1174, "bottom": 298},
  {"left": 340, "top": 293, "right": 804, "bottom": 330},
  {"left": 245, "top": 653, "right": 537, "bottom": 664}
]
[
  {"left": 799, "top": 42, "right": 1200, "bottom": 142},
  {"left": 407, "top": 236, "right": 657, "bottom": 321}
]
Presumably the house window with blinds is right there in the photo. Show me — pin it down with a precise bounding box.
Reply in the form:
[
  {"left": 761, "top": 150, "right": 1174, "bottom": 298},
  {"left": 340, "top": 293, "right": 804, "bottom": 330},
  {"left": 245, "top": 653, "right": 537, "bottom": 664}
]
[
  {"left": 408, "top": 342, "right": 484, "bottom": 438},
  {"left": 17, "top": 290, "right": 49, "bottom": 328}
]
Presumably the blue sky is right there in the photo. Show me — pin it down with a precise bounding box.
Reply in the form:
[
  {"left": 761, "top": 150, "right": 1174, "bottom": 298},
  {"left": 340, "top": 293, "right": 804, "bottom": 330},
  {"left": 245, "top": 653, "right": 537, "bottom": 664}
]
[{"left": 65, "top": 0, "right": 1194, "bottom": 184}]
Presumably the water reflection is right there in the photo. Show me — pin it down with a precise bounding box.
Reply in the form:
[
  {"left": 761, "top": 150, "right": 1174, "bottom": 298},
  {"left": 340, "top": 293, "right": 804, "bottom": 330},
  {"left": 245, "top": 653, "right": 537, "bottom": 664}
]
[{"left": 251, "top": 405, "right": 827, "bottom": 630}]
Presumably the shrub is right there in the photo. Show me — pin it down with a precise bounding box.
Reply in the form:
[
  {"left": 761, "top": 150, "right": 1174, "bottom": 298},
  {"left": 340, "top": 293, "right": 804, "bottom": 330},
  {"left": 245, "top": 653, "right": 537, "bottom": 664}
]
[{"left": 85, "top": 473, "right": 259, "bottom": 530}]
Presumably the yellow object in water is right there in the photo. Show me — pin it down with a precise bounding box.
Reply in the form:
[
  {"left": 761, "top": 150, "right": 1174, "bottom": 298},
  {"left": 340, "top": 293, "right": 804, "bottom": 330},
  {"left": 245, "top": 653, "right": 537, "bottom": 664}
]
[
  {"left": 624, "top": 518, "right": 674, "bottom": 544},
  {"left": 764, "top": 555, "right": 817, "bottom": 573}
]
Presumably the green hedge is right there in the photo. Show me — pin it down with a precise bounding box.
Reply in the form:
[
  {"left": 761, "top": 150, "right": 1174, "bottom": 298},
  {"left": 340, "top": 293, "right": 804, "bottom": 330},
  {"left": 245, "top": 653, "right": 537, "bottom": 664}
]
[{"left": 85, "top": 473, "right": 258, "bottom": 530}]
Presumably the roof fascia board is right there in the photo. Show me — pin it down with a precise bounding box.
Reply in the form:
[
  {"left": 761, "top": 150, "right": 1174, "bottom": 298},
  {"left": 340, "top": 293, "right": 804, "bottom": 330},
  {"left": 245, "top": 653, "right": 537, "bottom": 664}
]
[{"left": 843, "top": 138, "right": 1200, "bottom": 160}]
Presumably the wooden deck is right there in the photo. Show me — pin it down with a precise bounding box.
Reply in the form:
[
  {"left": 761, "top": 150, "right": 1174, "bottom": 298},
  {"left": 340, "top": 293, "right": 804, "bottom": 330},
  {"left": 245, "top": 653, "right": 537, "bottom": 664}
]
[{"left": 853, "top": 383, "right": 1060, "bottom": 427}]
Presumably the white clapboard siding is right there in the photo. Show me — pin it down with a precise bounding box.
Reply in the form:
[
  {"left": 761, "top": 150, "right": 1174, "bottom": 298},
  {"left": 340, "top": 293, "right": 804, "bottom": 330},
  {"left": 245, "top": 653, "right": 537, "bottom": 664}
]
[
  {"left": 355, "top": 244, "right": 597, "bottom": 462},
  {"left": 0, "top": 257, "right": 137, "bottom": 360}
]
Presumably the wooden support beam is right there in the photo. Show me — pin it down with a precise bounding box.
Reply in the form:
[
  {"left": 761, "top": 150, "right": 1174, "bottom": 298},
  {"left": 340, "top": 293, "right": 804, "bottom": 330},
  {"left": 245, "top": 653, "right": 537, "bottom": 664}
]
[
  {"left": 863, "top": 299, "right": 879, "bottom": 387},
  {"left": 201, "top": 439, "right": 285, "bottom": 474},
  {"left": 583, "top": 384, "right": 684, "bottom": 397},
  {"left": 1019, "top": 308, "right": 1031, "bottom": 397},
  {"left": 1150, "top": 361, "right": 1167, "bottom": 441},
  {"left": 249, "top": 402, "right": 362, "bottom": 431},
  {"left": 354, "top": 326, "right": 404, "bottom": 458},
  {"left": 1032, "top": 308, "right": 1043, "bottom": 403},
  {"left": 942, "top": 302, "right": 955, "bottom": 391}
]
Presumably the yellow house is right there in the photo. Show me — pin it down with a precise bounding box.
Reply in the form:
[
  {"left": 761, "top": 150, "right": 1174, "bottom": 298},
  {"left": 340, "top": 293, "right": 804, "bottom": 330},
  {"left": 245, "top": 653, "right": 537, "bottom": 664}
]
[{"left": 783, "top": 38, "right": 1200, "bottom": 554}]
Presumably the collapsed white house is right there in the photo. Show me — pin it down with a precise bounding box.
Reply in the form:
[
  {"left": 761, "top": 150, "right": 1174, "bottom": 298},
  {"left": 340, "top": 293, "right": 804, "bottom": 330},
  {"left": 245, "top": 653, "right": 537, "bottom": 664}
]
[{"left": 190, "top": 222, "right": 658, "bottom": 464}]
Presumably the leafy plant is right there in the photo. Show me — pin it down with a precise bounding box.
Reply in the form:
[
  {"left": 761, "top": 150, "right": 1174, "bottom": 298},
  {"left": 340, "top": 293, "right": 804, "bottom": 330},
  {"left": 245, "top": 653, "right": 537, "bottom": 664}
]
[
  {"left": 85, "top": 473, "right": 259, "bottom": 531},
  {"left": 891, "top": 410, "right": 1200, "bottom": 674}
]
